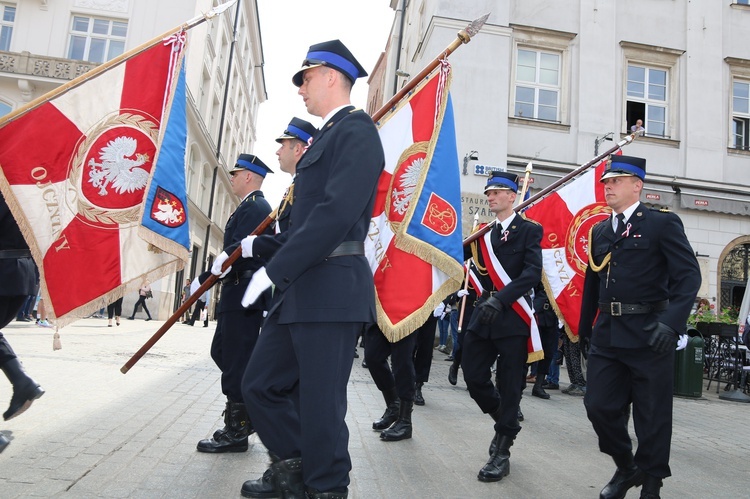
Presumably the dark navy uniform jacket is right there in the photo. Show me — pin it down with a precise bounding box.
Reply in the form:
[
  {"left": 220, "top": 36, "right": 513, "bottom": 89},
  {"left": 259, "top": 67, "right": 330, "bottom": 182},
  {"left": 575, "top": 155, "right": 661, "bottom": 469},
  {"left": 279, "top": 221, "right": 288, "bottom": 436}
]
[
  {"left": 0, "top": 194, "right": 36, "bottom": 297},
  {"left": 578, "top": 203, "right": 700, "bottom": 348},
  {"left": 251, "top": 106, "right": 385, "bottom": 324},
  {"left": 466, "top": 214, "right": 543, "bottom": 339},
  {"left": 217, "top": 190, "right": 271, "bottom": 313}
]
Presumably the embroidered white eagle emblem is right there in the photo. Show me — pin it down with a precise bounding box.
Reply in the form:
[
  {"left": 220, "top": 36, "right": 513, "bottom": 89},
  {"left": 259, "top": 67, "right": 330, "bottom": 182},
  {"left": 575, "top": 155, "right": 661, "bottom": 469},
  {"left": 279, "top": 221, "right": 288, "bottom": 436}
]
[
  {"left": 87, "top": 136, "right": 150, "bottom": 196},
  {"left": 391, "top": 157, "right": 424, "bottom": 215},
  {"left": 152, "top": 199, "right": 182, "bottom": 225}
]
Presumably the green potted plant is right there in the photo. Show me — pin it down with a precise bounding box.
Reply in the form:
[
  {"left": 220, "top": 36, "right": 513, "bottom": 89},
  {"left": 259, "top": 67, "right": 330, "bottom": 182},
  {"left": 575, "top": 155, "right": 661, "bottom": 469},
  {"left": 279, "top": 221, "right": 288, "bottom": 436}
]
[{"left": 688, "top": 305, "right": 739, "bottom": 336}]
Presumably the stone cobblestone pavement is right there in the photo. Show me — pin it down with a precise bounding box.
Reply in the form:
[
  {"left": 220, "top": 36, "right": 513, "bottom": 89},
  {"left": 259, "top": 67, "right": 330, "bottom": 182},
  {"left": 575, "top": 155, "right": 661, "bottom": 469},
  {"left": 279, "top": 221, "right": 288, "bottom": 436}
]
[{"left": 0, "top": 318, "right": 747, "bottom": 498}]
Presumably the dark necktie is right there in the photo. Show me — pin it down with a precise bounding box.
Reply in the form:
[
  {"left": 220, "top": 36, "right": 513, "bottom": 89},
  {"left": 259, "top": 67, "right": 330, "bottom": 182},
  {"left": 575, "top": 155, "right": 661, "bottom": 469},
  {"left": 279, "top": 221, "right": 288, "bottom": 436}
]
[{"left": 615, "top": 213, "right": 625, "bottom": 237}]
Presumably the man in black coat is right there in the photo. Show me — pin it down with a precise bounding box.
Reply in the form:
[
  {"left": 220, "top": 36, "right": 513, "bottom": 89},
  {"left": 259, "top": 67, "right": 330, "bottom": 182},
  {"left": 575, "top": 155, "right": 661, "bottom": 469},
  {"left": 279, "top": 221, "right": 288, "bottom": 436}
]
[
  {"left": 195, "top": 154, "right": 272, "bottom": 454},
  {"left": 236, "top": 40, "right": 385, "bottom": 499},
  {"left": 578, "top": 155, "right": 700, "bottom": 499},
  {"left": 0, "top": 193, "right": 45, "bottom": 452},
  {"left": 462, "top": 171, "right": 542, "bottom": 483}
]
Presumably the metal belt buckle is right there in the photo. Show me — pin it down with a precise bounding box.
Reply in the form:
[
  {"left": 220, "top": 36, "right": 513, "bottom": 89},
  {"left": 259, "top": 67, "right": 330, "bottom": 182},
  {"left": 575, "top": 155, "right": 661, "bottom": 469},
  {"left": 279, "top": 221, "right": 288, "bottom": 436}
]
[{"left": 610, "top": 302, "right": 622, "bottom": 317}]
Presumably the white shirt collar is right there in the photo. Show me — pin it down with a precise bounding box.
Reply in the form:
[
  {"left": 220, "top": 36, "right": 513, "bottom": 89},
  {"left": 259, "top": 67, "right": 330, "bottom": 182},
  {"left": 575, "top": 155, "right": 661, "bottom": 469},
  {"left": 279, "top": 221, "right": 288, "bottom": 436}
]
[
  {"left": 496, "top": 212, "right": 517, "bottom": 232},
  {"left": 321, "top": 105, "right": 350, "bottom": 126},
  {"left": 612, "top": 201, "right": 640, "bottom": 229}
]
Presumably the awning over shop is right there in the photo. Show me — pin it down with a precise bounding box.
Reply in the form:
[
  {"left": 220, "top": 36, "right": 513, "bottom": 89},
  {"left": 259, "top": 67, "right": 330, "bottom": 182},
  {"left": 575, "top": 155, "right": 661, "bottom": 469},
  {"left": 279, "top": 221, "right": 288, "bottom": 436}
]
[
  {"left": 679, "top": 189, "right": 750, "bottom": 216},
  {"left": 641, "top": 187, "right": 675, "bottom": 207}
]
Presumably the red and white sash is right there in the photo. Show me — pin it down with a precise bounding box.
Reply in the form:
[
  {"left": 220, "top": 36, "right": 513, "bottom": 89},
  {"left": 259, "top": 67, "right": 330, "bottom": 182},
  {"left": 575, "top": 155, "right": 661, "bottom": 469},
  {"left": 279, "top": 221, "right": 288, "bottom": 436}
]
[{"left": 477, "top": 230, "right": 543, "bottom": 362}]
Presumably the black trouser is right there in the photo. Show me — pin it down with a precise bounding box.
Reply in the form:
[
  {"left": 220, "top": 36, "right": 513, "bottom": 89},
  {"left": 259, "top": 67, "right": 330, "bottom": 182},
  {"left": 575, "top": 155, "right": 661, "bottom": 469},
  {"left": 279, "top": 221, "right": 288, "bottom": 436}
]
[
  {"left": 535, "top": 324, "right": 559, "bottom": 377},
  {"left": 211, "top": 307, "right": 263, "bottom": 402},
  {"left": 189, "top": 299, "right": 206, "bottom": 326},
  {"left": 243, "top": 312, "right": 361, "bottom": 492},
  {"left": 107, "top": 298, "right": 123, "bottom": 319},
  {"left": 462, "top": 331, "right": 527, "bottom": 438},
  {"left": 584, "top": 344, "right": 674, "bottom": 478},
  {"left": 364, "top": 324, "right": 417, "bottom": 400},
  {"left": 414, "top": 315, "right": 437, "bottom": 383},
  {"left": 0, "top": 295, "right": 25, "bottom": 365},
  {"left": 131, "top": 296, "right": 150, "bottom": 319}
]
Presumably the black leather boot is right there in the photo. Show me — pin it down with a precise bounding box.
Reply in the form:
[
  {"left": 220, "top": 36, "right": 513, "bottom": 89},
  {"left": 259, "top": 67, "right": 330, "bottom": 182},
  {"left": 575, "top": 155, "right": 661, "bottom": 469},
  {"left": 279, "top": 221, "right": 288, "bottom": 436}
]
[
  {"left": 380, "top": 399, "right": 413, "bottom": 441},
  {"left": 209, "top": 400, "right": 231, "bottom": 442},
  {"left": 448, "top": 361, "right": 459, "bottom": 385},
  {"left": 478, "top": 434, "right": 513, "bottom": 482},
  {"left": 197, "top": 402, "right": 252, "bottom": 453},
  {"left": 531, "top": 377, "right": 550, "bottom": 399},
  {"left": 414, "top": 382, "right": 425, "bottom": 406},
  {"left": 2, "top": 358, "right": 45, "bottom": 421},
  {"left": 639, "top": 474, "right": 662, "bottom": 499},
  {"left": 271, "top": 457, "right": 304, "bottom": 499},
  {"left": 241, "top": 468, "right": 278, "bottom": 498},
  {"left": 600, "top": 452, "right": 644, "bottom": 499},
  {"left": 372, "top": 387, "right": 400, "bottom": 430}
]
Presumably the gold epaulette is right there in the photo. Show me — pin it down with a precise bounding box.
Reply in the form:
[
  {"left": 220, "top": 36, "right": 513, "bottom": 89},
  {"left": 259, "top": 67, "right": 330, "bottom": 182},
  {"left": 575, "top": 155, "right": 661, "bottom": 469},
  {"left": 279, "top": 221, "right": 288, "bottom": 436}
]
[{"left": 349, "top": 108, "right": 362, "bottom": 113}]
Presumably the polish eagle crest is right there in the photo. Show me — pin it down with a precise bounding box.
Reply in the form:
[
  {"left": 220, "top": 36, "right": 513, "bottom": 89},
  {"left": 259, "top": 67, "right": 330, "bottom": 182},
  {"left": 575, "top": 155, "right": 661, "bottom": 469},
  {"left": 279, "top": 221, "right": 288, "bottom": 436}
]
[{"left": 87, "top": 136, "right": 150, "bottom": 196}]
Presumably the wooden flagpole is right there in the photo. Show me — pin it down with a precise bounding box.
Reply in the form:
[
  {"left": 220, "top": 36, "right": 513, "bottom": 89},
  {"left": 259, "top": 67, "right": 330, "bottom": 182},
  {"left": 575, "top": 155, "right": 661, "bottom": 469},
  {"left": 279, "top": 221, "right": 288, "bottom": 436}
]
[{"left": 0, "top": 0, "right": 237, "bottom": 129}]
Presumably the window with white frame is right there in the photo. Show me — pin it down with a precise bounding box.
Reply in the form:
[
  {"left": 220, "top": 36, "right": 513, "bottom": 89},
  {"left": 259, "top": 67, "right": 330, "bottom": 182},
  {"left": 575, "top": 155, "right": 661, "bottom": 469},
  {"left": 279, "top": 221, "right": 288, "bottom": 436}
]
[
  {"left": 621, "top": 42, "right": 683, "bottom": 140},
  {"left": 733, "top": 79, "right": 750, "bottom": 150},
  {"left": 514, "top": 48, "right": 561, "bottom": 122},
  {"left": 510, "top": 25, "right": 574, "bottom": 126},
  {"left": 737, "top": 0, "right": 750, "bottom": 5},
  {"left": 626, "top": 65, "right": 668, "bottom": 137},
  {"left": 67, "top": 15, "right": 127, "bottom": 63},
  {"left": 0, "top": 4, "right": 15, "bottom": 51}
]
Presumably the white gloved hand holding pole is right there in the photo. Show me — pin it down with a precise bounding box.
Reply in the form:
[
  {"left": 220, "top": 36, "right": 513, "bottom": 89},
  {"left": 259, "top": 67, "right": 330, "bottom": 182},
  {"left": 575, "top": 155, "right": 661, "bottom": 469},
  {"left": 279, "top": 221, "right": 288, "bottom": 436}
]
[{"left": 211, "top": 251, "right": 231, "bottom": 277}]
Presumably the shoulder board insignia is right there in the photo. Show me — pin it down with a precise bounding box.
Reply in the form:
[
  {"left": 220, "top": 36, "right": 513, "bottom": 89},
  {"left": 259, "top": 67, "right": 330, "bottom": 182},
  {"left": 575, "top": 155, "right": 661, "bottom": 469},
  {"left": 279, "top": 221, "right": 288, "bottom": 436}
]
[
  {"left": 526, "top": 218, "right": 541, "bottom": 226},
  {"left": 349, "top": 108, "right": 362, "bottom": 113},
  {"left": 651, "top": 207, "right": 670, "bottom": 213}
]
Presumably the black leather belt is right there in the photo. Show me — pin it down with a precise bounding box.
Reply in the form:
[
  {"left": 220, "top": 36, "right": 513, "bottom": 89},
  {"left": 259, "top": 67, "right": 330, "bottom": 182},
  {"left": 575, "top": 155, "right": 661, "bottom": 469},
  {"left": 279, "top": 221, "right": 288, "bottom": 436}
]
[
  {"left": 328, "top": 241, "right": 364, "bottom": 258},
  {"left": 0, "top": 249, "right": 32, "bottom": 259},
  {"left": 598, "top": 300, "right": 668, "bottom": 317},
  {"left": 220, "top": 270, "right": 255, "bottom": 284},
  {"left": 481, "top": 290, "right": 498, "bottom": 298}
]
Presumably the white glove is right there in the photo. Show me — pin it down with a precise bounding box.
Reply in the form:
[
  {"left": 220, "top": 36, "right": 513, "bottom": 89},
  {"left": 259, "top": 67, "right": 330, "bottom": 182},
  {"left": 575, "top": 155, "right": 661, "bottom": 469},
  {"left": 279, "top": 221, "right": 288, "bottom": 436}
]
[
  {"left": 241, "top": 235, "right": 257, "bottom": 258},
  {"left": 676, "top": 334, "right": 688, "bottom": 351},
  {"left": 189, "top": 277, "right": 201, "bottom": 295},
  {"left": 457, "top": 289, "right": 469, "bottom": 298},
  {"left": 211, "top": 251, "right": 231, "bottom": 277},
  {"left": 433, "top": 302, "right": 446, "bottom": 318},
  {"left": 242, "top": 267, "right": 273, "bottom": 308}
]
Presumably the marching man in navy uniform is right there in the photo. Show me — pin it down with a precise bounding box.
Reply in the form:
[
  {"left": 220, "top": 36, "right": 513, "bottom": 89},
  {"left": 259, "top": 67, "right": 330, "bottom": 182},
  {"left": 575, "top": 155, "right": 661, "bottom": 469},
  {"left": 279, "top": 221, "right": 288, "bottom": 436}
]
[
  {"left": 0, "top": 193, "right": 45, "bottom": 452},
  {"left": 195, "top": 154, "right": 273, "bottom": 454},
  {"left": 462, "top": 171, "right": 542, "bottom": 483},
  {"left": 274, "top": 117, "right": 317, "bottom": 234},
  {"left": 579, "top": 155, "right": 700, "bottom": 499},
  {"left": 235, "top": 40, "right": 384, "bottom": 499}
]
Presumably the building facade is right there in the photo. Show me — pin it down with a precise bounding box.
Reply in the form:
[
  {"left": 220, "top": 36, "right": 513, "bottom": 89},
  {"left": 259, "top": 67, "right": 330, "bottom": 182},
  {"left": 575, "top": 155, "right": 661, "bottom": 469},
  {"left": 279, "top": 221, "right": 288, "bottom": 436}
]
[
  {"left": 0, "top": 0, "right": 266, "bottom": 318},
  {"left": 370, "top": 0, "right": 750, "bottom": 314}
]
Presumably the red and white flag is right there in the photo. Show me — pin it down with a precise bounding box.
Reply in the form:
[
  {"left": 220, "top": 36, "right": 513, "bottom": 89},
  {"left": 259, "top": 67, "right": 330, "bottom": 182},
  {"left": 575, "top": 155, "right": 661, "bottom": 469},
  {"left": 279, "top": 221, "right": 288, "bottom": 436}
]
[
  {"left": 366, "top": 63, "right": 464, "bottom": 342},
  {"left": 0, "top": 35, "right": 189, "bottom": 327},
  {"left": 524, "top": 159, "right": 615, "bottom": 338}
]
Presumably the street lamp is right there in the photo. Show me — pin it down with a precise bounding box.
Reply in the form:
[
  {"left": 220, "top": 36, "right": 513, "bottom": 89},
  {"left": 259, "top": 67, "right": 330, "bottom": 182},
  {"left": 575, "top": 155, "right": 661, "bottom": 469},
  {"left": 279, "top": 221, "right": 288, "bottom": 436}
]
[
  {"left": 462, "top": 151, "right": 478, "bottom": 175},
  {"left": 594, "top": 132, "right": 614, "bottom": 156}
]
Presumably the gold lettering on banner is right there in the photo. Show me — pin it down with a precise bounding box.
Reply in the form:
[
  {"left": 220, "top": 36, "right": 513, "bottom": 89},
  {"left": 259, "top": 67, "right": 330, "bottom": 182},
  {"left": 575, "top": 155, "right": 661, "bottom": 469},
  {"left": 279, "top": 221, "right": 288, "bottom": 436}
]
[
  {"left": 53, "top": 234, "right": 70, "bottom": 252},
  {"left": 32, "top": 165, "right": 66, "bottom": 248},
  {"left": 368, "top": 220, "right": 386, "bottom": 265},
  {"left": 553, "top": 248, "right": 572, "bottom": 287},
  {"left": 380, "top": 256, "right": 392, "bottom": 272}
]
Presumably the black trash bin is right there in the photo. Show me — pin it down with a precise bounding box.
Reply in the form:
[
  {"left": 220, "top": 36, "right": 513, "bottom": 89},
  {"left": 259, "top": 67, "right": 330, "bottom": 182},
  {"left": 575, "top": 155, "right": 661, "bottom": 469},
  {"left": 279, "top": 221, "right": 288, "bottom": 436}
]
[{"left": 674, "top": 327, "right": 704, "bottom": 398}]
